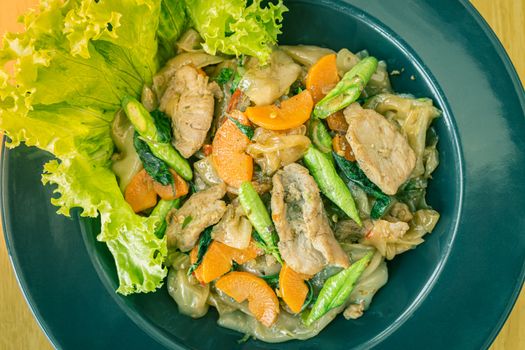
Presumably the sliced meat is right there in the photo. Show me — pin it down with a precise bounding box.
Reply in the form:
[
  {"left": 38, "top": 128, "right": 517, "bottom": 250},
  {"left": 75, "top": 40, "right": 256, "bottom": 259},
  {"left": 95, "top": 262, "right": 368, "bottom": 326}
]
[
  {"left": 344, "top": 103, "right": 416, "bottom": 195},
  {"left": 160, "top": 65, "right": 216, "bottom": 158},
  {"left": 271, "top": 163, "right": 349, "bottom": 275},
  {"left": 166, "top": 183, "right": 227, "bottom": 252}
]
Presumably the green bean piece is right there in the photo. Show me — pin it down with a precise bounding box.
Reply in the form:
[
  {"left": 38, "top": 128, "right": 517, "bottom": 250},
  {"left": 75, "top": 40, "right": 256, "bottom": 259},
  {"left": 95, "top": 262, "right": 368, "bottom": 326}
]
[
  {"left": 303, "top": 146, "right": 361, "bottom": 226},
  {"left": 238, "top": 182, "right": 282, "bottom": 263},
  {"left": 304, "top": 252, "right": 373, "bottom": 325},
  {"left": 149, "top": 199, "right": 181, "bottom": 238},
  {"left": 314, "top": 57, "right": 378, "bottom": 119},
  {"left": 308, "top": 119, "right": 333, "bottom": 155},
  {"left": 122, "top": 96, "right": 193, "bottom": 180}
]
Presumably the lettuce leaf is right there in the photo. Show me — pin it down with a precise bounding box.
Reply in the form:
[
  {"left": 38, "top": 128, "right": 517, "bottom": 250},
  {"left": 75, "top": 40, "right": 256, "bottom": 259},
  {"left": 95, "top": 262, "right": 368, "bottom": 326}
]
[
  {"left": 0, "top": 0, "right": 185, "bottom": 294},
  {"left": 184, "top": 0, "right": 287, "bottom": 63}
]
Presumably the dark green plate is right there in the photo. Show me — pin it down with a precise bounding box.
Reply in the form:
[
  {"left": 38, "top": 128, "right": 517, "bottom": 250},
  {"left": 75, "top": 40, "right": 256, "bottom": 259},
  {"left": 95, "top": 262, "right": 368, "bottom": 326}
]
[{"left": 2, "top": 0, "right": 524, "bottom": 349}]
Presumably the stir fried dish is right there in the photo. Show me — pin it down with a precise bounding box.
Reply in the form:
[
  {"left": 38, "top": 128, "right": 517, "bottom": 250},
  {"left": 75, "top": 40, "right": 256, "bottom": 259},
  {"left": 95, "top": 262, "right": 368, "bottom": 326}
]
[{"left": 0, "top": 0, "right": 440, "bottom": 343}]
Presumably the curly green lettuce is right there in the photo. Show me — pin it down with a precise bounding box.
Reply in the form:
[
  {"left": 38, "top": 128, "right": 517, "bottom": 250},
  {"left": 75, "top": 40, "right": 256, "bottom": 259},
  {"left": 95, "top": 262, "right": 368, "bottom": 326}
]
[
  {"left": 0, "top": 0, "right": 186, "bottom": 295},
  {"left": 184, "top": 0, "right": 287, "bottom": 63}
]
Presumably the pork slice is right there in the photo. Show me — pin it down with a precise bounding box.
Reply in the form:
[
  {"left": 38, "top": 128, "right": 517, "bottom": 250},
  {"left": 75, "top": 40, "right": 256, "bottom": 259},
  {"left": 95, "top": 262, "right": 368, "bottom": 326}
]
[
  {"left": 160, "top": 65, "right": 215, "bottom": 158},
  {"left": 166, "top": 183, "right": 227, "bottom": 252},
  {"left": 271, "top": 163, "right": 349, "bottom": 275},
  {"left": 344, "top": 103, "right": 416, "bottom": 195}
]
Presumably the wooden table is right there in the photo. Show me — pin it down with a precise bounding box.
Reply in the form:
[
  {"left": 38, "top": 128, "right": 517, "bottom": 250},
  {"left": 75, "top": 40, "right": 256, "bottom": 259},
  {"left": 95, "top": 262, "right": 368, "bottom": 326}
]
[{"left": 0, "top": 1, "right": 523, "bottom": 349}]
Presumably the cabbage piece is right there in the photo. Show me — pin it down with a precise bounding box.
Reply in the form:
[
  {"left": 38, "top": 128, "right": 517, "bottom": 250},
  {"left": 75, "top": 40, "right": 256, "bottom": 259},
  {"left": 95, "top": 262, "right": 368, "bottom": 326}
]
[
  {"left": 246, "top": 126, "right": 310, "bottom": 175},
  {"left": 361, "top": 210, "right": 440, "bottom": 260},
  {"left": 0, "top": 0, "right": 186, "bottom": 294},
  {"left": 365, "top": 94, "right": 441, "bottom": 178},
  {"left": 184, "top": 0, "right": 287, "bottom": 64},
  {"left": 280, "top": 45, "right": 335, "bottom": 67},
  {"left": 240, "top": 50, "right": 302, "bottom": 105}
]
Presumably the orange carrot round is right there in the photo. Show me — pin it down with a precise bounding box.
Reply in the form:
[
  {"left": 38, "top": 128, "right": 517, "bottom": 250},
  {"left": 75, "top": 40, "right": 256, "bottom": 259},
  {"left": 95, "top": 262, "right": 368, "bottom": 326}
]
[
  {"left": 306, "top": 54, "right": 340, "bottom": 103},
  {"left": 124, "top": 169, "right": 158, "bottom": 213},
  {"left": 245, "top": 90, "right": 314, "bottom": 131},
  {"left": 216, "top": 271, "right": 280, "bottom": 327},
  {"left": 279, "top": 263, "right": 312, "bottom": 314},
  {"left": 212, "top": 111, "right": 253, "bottom": 188}
]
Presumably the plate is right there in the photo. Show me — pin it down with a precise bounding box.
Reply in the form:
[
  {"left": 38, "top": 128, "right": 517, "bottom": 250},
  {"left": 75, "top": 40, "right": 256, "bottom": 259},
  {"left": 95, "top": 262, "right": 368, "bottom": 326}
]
[{"left": 2, "top": 0, "right": 524, "bottom": 349}]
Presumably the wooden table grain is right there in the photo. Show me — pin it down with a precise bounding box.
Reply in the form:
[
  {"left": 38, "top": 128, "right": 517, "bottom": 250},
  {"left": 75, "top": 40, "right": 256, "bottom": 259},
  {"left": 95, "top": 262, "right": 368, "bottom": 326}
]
[{"left": 0, "top": 1, "right": 523, "bottom": 349}]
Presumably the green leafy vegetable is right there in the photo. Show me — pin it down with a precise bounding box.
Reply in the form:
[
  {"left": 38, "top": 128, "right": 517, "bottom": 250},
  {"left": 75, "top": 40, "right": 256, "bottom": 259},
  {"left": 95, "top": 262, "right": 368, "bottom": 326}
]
[
  {"left": 158, "top": 0, "right": 188, "bottom": 63},
  {"left": 239, "top": 182, "right": 282, "bottom": 263},
  {"left": 302, "top": 279, "right": 315, "bottom": 311},
  {"left": 184, "top": 0, "right": 288, "bottom": 63},
  {"left": 333, "top": 153, "right": 392, "bottom": 219},
  {"left": 151, "top": 110, "right": 173, "bottom": 143},
  {"left": 304, "top": 252, "right": 373, "bottom": 325},
  {"left": 214, "top": 68, "right": 234, "bottom": 85},
  {"left": 229, "top": 116, "right": 255, "bottom": 140},
  {"left": 0, "top": 0, "right": 188, "bottom": 295},
  {"left": 261, "top": 273, "right": 280, "bottom": 289},
  {"left": 188, "top": 227, "right": 213, "bottom": 275},
  {"left": 134, "top": 132, "right": 173, "bottom": 186}
]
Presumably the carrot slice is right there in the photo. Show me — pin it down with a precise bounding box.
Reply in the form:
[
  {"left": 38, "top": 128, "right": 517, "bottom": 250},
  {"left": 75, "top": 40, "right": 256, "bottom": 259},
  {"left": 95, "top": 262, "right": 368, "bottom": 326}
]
[
  {"left": 326, "top": 110, "right": 349, "bottom": 133},
  {"left": 212, "top": 111, "right": 253, "bottom": 188},
  {"left": 190, "top": 242, "right": 232, "bottom": 283},
  {"left": 153, "top": 169, "right": 189, "bottom": 200},
  {"left": 306, "top": 54, "right": 339, "bottom": 103},
  {"left": 245, "top": 90, "right": 314, "bottom": 131},
  {"left": 216, "top": 271, "right": 280, "bottom": 327},
  {"left": 332, "top": 134, "right": 356, "bottom": 162},
  {"left": 279, "top": 263, "right": 312, "bottom": 313},
  {"left": 124, "top": 169, "right": 158, "bottom": 213},
  {"left": 190, "top": 240, "right": 262, "bottom": 283}
]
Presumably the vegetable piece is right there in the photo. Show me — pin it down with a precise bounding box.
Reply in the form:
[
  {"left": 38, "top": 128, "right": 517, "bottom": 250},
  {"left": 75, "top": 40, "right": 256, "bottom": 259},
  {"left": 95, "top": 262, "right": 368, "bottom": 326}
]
[
  {"left": 261, "top": 273, "right": 280, "bottom": 289},
  {"left": 227, "top": 89, "right": 243, "bottom": 113},
  {"left": 280, "top": 45, "right": 336, "bottom": 67},
  {"left": 190, "top": 240, "right": 262, "bottom": 283},
  {"left": 238, "top": 182, "right": 282, "bottom": 262},
  {"left": 333, "top": 149, "right": 393, "bottom": 220},
  {"left": 153, "top": 169, "right": 189, "bottom": 200},
  {"left": 326, "top": 111, "right": 349, "bottom": 133},
  {"left": 157, "top": 0, "right": 188, "bottom": 63},
  {"left": 150, "top": 199, "right": 181, "bottom": 238},
  {"left": 184, "top": 0, "right": 288, "bottom": 64},
  {"left": 212, "top": 111, "right": 253, "bottom": 188},
  {"left": 332, "top": 134, "right": 355, "bottom": 162},
  {"left": 122, "top": 96, "right": 193, "bottom": 180},
  {"left": 306, "top": 54, "right": 340, "bottom": 103},
  {"left": 214, "top": 68, "right": 234, "bottom": 85},
  {"left": 308, "top": 119, "right": 333, "bottom": 155},
  {"left": 124, "top": 169, "right": 158, "bottom": 213},
  {"left": 0, "top": 0, "right": 181, "bottom": 295},
  {"left": 188, "top": 227, "right": 213, "bottom": 275},
  {"left": 111, "top": 111, "right": 143, "bottom": 192},
  {"left": 314, "top": 57, "right": 378, "bottom": 119},
  {"left": 303, "top": 146, "right": 361, "bottom": 225},
  {"left": 279, "top": 264, "right": 312, "bottom": 314},
  {"left": 229, "top": 116, "right": 255, "bottom": 140},
  {"left": 245, "top": 90, "right": 314, "bottom": 131},
  {"left": 304, "top": 252, "right": 373, "bottom": 325},
  {"left": 216, "top": 271, "right": 280, "bottom": 327},
  {"left": 133, "top": 133, "right": 173, "bottom": 186}
]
